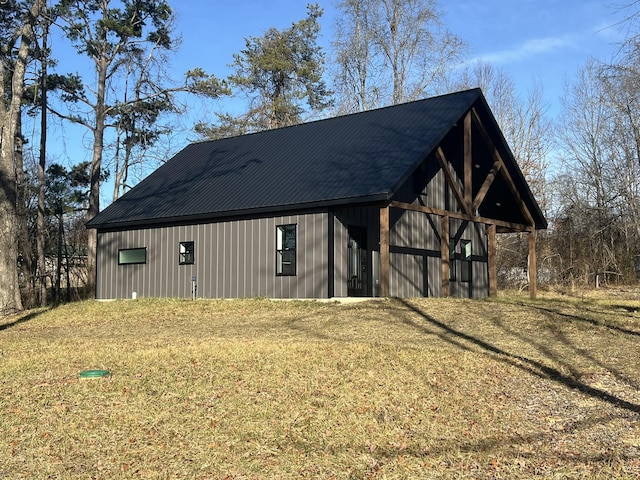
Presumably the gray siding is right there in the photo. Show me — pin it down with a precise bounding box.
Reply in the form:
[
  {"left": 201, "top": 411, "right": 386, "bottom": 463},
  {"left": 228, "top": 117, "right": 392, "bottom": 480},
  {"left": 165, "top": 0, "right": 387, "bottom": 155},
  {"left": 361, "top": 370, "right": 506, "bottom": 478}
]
[
  {"left": 449, "top": 219, "right": 489, "bottom": 299},
  {"left": 389, "top": 210, "right": 442, "bottom": 297},
  {"left": 472, "top": 222, "right": 489, "bottom": 298},
  {"left": 333, "top": 215, "right": 348, "bottom": 298},
  {"left": 333, "top": 207, "right": 380, "bottom": 297},
  {"left": 330, "top": 205, "right": 489, "bottom": 299},
  {"left": 96, "top": 213, "right": 328, "bottom": 300},
  {"left": 96, "top": 197, "right": 489, "bottom": 300},
  {"left": 384, "top": 152, "right": 490, "bottom": 298}
]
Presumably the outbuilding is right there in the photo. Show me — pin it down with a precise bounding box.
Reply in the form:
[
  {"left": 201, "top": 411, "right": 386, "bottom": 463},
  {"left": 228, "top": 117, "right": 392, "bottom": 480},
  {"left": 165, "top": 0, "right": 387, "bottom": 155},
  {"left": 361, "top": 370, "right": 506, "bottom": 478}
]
[{"left": 87, "top": 88, "right": 547, "bottom": 300}]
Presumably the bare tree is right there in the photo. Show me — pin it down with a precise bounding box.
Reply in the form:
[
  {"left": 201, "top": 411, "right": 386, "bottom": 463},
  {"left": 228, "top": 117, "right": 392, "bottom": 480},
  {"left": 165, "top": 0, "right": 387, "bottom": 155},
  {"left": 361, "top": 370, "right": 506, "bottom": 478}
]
[
  {"left": 559, "top": 60, "right": 612, "bottom": 212},
  {"left": 52, "top": 0, "right": 225, "bottom": 294},
  {"left": 600, "top": 54, "right": 640, "bottom": 242},
  {"left": 110, "top": 30, "right": 178, "bottom": 201},
  {"left": 332, "top": 0, "right": 466, "bottom": 112},
  {"left": 553, "top": 58, "right": 640, "bottom": 284},
  {"left": 332, "top": 0, "right": 378, "bottom": 112},
  {"left": 548, "top": 0, "right": 640, "bottom": 286}
]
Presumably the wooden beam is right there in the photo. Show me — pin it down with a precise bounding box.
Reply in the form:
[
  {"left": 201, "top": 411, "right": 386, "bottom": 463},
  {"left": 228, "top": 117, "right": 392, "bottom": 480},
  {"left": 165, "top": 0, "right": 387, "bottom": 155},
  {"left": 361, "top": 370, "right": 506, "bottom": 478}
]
[
  {"left": 389, "top": 200, "right": 533, "bottom": 232},
  {"left": 528, "top": 230, "right": 537, "bottom": 299},
  {"left": 471, "top": 108, "right": 535, "bottom": 228},
  {"left": 380, "top": 205, "right": 390, "bottom": 297},
  {"left": 441, "top": 215, "right": 450, "bottom": 297},
  {"left": 435, "top": 147, "right": 473, "bottom": 217},
  {"left": 487, "top": 224, "right": 497, "bottom": 297},
  {"left": 472, "top": 160, "right": 502, "bottom": 213},
  {"left": 464, "top": 111, "right": 472, "bottom": 209}
]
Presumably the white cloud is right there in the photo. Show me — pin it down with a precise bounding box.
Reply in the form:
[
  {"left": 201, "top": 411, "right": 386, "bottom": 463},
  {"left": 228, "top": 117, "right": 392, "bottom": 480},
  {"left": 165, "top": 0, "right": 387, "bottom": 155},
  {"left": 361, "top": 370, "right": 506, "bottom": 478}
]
[
  {"left": 592, "top": 19, "right": 626, "bottom": 44},
  {"left": 470, "top": 34, "right": 578, "bottom": 66}
]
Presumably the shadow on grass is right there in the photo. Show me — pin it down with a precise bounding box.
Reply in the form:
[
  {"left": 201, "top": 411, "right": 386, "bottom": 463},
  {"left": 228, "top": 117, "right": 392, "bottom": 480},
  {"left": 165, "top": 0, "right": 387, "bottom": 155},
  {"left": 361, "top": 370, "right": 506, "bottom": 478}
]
[
  {"left": 495, "top": 304, "right": 640, "bottom": 390},
  {"left": 0, "top": 309, "right": 48, "bottom": 332},
  {"left": 526, "top": 302, "right": 640, "bottom": 337},
  {"left": 338, "top": 411, "right": 638, "bottom": 468},
  {"left": 396, "top": 298, "right": 640, "bottom": 414}
]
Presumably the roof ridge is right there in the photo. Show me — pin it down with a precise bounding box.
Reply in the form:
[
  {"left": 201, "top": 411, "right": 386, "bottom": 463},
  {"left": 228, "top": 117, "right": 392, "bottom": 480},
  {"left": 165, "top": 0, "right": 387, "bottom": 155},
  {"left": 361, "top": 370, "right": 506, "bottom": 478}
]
[{"left": 190, "top": 88, "right": 483, "bottom": 145}]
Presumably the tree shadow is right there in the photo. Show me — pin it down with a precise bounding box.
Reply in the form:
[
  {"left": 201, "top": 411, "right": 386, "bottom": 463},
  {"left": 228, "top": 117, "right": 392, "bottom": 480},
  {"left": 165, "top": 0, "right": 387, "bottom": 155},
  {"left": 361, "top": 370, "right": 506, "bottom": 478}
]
[
  {"left": 0, "top": 309, "right": 48, "bottom": 332},
  {"left": 486, "top": 307, "right": 640, "bottom": 389},
  {"left": 515, "top": 299, "right": 640, "bottom": 337},
  {"left": 395, "top": 298, "right": 640, "bottom": 414}
]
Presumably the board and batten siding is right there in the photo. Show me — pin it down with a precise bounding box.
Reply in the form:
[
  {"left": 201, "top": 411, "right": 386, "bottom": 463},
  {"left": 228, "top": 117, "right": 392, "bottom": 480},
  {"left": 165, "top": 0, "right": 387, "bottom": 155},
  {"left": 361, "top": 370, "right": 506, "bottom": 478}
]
[
  {"left": 331, "top": 203, "right": 489, "bottom": 298},
  {"left": 333, "top": 207, "right": 381, "bottom": 297},
  {"left": 447, "top": 218, "right": 489, "bottom": 298},
  {"left": 96, "top": 213, "right": 329, "bottom": 300},
  {"left": 389, "top": 209, "right": 442, "bottom": 297}
]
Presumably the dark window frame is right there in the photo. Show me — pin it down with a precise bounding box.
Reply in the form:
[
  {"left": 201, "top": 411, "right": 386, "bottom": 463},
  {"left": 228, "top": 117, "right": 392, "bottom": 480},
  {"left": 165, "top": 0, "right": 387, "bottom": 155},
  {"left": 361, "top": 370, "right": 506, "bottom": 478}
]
[
  {"left": 118, "top": 247, "right": 147, "bottom": 265},
  {"left": 460, "top": 239, "right": 472, "bottom": 283},
  {"left": 449, "top": 239, "right": 472, "bottom": 282},
  {"left": 179, "top": 241, "right": 195, "bottom": 265},
  {"left": 276, "top": 224, "right": 297, "bottom": 276}
]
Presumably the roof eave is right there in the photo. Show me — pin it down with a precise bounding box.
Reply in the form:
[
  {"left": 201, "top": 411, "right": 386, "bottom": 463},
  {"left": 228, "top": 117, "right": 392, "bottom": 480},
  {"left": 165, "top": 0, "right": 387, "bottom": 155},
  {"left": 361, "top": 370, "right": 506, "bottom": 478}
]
[{"left": 87, "top": 192, "right": 393, "bottom": 231}]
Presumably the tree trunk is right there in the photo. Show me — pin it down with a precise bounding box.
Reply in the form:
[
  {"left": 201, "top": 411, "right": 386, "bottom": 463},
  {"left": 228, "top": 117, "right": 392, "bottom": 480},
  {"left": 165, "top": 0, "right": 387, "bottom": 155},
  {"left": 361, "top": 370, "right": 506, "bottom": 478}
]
[
  {"left": 15, "top": 110, "right": 36, "bottom": 306},
  {"left": 37, "top": 18, "right": 49, "bottom": 307},
  {"left": 37, "top": 151, "right": 47, "bottom": 306},
  {"left": 0, "top": 0, "right": 45, "bottom": 314},
  {"left": 55, "top": 209, "right": 63, "bottom": 303},
  {"left": 64, "top": 232, "right": 71, "bottom": 303},
  {"left": 85, "top": 51, "right": 109, "bottom": 298},
  {"left": 0, "top": 123, "right": 23, "bottom": 314}
]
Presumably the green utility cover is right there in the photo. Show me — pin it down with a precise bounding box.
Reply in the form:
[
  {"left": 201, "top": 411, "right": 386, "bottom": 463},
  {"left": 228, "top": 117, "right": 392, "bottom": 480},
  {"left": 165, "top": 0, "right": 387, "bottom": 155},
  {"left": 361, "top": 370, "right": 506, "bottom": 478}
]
[{"left": 79, "top": 369, "right": 110, "bottom": 378}]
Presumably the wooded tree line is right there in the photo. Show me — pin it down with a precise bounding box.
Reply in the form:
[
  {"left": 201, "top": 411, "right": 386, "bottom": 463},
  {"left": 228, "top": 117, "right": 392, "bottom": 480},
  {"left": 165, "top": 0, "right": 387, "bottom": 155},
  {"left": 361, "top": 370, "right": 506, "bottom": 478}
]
[{"left": 0, "top": 0, "right": 638, "bottom": 313}]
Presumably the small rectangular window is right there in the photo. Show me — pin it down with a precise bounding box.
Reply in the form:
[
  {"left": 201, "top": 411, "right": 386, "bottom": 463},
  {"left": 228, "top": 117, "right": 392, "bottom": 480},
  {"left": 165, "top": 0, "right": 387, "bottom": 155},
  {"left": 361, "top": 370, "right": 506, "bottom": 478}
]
[
  {"left": 179, "top": 241, "right": 195, "bottom": 265},
  {"left": 118, "top": 247, "right": 146, "bottom": 265},
  {"left": 460, "top": 239, "right": 472, "bottom": 282},
  {"left": 276, "top": 224, "right": 296, "bottom": 276},
  {"left": 449, "top": 240, "right": 471, "bottom": 282}
]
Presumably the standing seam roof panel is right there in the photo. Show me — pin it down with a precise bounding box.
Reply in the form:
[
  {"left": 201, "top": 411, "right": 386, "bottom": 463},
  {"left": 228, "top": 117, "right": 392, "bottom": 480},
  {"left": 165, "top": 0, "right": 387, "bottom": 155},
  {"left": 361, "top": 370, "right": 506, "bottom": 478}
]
[{"left": 88, "top": 89, "right": 545, "bottom": 228}]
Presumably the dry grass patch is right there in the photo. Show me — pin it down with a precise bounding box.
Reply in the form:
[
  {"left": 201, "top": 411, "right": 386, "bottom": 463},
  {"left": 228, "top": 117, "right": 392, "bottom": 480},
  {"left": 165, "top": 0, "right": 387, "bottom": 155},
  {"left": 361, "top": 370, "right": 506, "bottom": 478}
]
[{"left": 1, "top": 292, "right": 640, "bottom": 478}]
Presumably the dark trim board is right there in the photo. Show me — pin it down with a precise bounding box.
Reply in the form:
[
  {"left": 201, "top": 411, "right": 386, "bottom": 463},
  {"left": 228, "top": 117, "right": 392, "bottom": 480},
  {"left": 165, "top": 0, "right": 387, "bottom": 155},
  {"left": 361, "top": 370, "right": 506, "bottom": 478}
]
[{"left": 327, "top": 211, "right": 335, "bottom": 298}]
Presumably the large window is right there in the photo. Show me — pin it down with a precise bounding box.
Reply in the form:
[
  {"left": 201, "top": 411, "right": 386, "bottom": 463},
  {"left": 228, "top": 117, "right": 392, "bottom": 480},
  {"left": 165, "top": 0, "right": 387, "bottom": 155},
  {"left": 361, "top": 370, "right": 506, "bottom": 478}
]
[
  {"left": 179, "top": 241, "right": 195, "bottom": 265},
  {"left": 118, "top": 247, "right": 147, "bottom": 265},
  {"left": 276, "top": 224, "right": 296, "bottom": 276}
]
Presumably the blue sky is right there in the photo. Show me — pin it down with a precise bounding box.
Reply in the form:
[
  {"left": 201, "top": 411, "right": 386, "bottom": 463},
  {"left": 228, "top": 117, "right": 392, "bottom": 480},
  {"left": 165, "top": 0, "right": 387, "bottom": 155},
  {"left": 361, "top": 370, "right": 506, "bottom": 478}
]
[
  {"left": 448, "top": 0, "right": 624, "bottom": 99},
  {"left": 159, "top": 0, "right": 625, "bottom": 150},
  {"left": 170, "top": 0, "right": 624, "bottom": 111},
  {"left": 46, "top": 0, "right": 628, "bottom": 205}
]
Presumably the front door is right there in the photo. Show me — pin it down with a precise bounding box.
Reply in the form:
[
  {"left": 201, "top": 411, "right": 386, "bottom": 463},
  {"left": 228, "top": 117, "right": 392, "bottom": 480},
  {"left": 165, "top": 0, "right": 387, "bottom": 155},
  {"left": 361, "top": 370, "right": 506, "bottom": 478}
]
[{"left": 347, "top": 226, "right": 368, "bottom": 296}]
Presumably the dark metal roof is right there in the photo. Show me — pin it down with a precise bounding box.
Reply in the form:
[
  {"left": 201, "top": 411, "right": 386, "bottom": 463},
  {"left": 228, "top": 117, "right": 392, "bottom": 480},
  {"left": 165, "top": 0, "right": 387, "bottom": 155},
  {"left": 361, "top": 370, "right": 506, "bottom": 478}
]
[{"left": 87, "top": 88, "right": 546, "bottom": 230}]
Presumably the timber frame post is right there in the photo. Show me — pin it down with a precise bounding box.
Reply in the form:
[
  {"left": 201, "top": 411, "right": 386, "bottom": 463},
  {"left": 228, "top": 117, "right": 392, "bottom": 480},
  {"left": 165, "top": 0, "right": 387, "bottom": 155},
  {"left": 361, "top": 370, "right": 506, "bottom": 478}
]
[
  {"left": 528, "top": 229, "right": 537, "bottom": 299},
  {"left": 487, "top": 224, "right": 497, "bottom": 296},
  {"left": 380, "top": 205, "right": 390, "bottom": 297},
  {"left": 441, "top": 215, "right": 450, "bottom": 297}
]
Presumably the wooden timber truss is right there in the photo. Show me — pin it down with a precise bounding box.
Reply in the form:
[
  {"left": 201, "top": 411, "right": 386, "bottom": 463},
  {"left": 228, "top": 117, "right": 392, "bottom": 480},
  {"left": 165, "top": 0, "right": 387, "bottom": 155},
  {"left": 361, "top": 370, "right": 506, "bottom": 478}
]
[{"left": 378, "top": 108, "right": 540, "bottom": 299}]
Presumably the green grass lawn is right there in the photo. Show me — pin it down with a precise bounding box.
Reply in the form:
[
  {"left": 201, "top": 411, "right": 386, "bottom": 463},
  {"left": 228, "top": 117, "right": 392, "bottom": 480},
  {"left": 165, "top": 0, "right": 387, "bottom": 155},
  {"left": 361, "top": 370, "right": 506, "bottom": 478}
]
[{"left": 1, "top": 291, "right": 640, "bottom": 479}]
